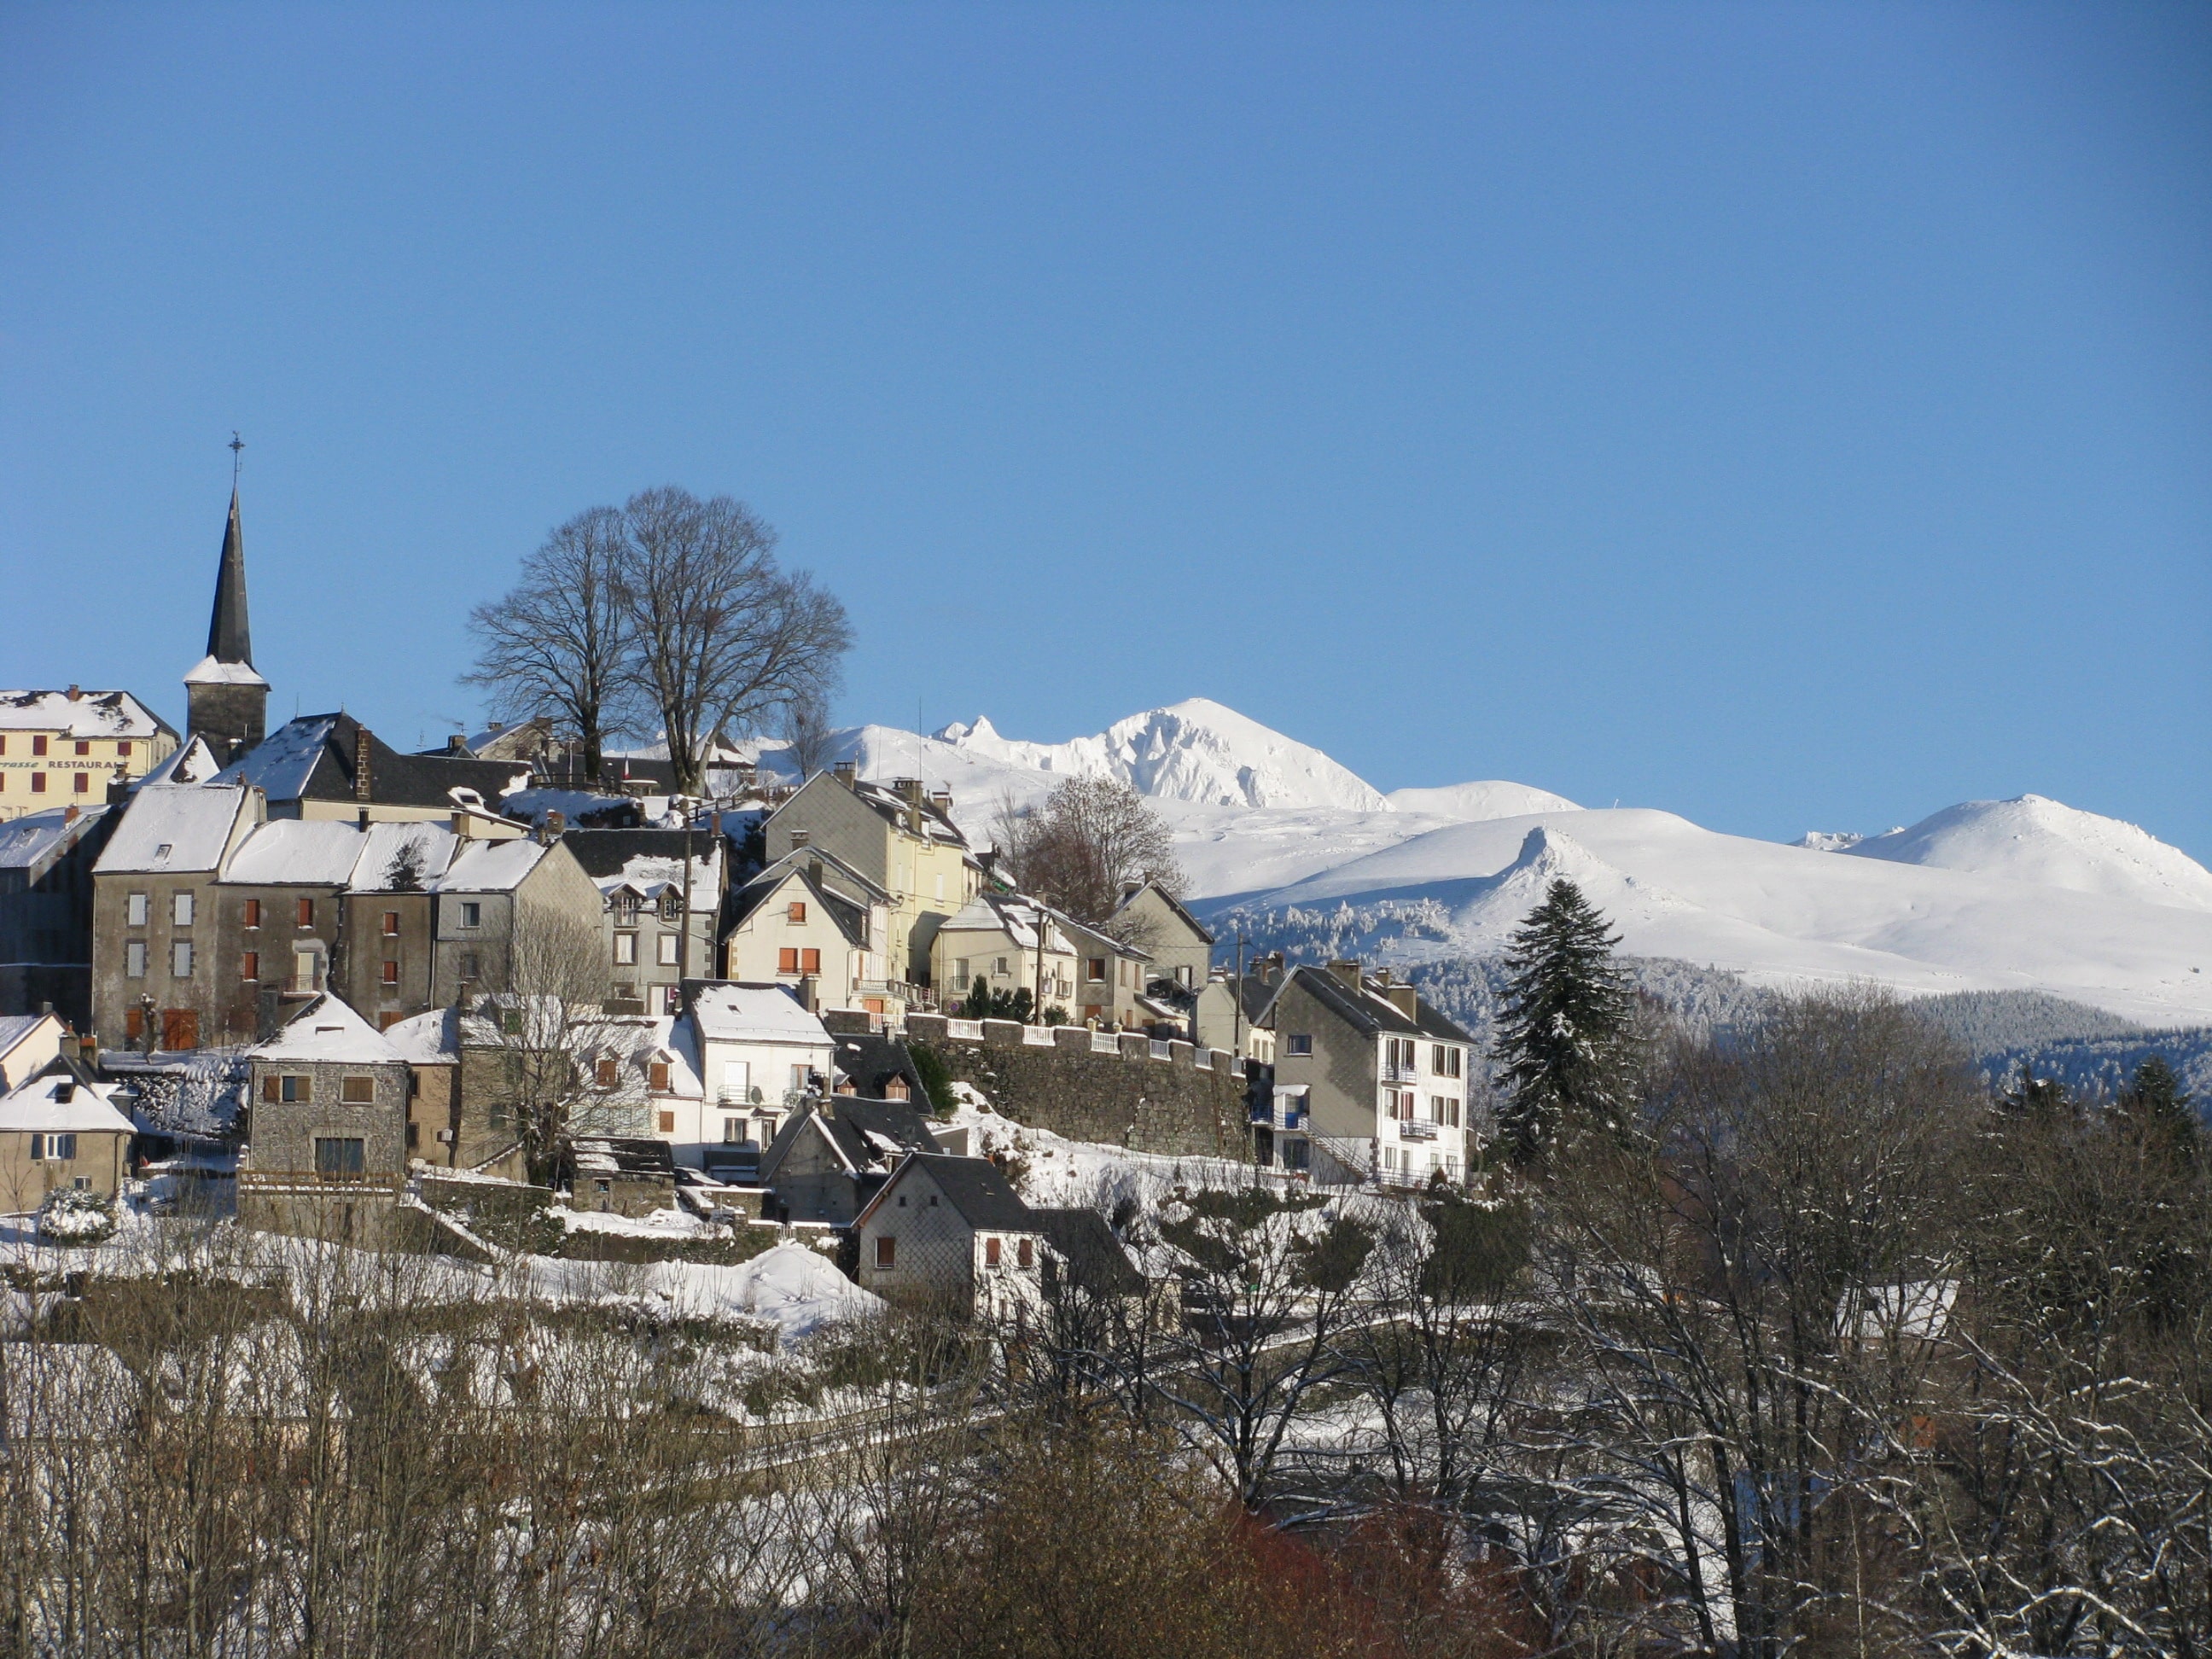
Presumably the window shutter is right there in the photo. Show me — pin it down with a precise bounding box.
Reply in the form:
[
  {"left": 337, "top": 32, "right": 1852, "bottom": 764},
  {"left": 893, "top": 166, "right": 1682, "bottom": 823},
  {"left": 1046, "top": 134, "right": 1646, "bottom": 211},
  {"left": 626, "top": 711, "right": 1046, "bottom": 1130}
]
[
  {"left": 800, "top": 948, "right": 820, "bottom": 975},
  {"left": 262, "top": 1075, "right": 280, "bottom": 1103}
]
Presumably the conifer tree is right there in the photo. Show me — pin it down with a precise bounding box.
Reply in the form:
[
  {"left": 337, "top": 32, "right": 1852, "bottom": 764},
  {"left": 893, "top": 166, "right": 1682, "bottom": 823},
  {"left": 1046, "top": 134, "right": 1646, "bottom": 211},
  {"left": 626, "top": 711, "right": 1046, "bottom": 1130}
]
[
  {"left": 1490, "top": 877, "right": 1637, "bottom": 1162},
  {"left": 2119, "top": 1053, "right": 2197, "bottom": 1165}
]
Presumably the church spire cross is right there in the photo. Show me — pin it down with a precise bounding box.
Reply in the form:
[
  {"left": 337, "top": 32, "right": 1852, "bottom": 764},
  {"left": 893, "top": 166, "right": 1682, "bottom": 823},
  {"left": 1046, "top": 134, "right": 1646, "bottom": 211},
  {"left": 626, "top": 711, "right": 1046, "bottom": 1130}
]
[{"left": 207, "top": 439, "right": 254, "bottom": 667}]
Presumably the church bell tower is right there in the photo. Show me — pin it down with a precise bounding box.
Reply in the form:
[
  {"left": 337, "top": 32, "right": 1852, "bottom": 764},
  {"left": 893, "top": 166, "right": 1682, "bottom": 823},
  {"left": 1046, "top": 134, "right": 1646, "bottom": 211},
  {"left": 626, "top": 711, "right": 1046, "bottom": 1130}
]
[{"left": 183, "top": 440, "right": 270, "bottom": 765}]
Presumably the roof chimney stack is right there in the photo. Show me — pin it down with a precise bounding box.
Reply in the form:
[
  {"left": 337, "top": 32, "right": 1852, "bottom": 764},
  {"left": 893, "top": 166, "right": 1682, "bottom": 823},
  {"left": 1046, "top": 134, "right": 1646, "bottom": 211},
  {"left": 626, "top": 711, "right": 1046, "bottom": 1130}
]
[
  {"left": 1327, "top": 958, "right": 1362, "bottom": 991},
  {"left": 353, "top": 727, "right": 374, "bottom": 802},
  {"left": 832, "top": 760, "right": 857, "bottom": 789},
  {"left": 1384, "top": 984, "right": 1418, "bottom": 1021}
]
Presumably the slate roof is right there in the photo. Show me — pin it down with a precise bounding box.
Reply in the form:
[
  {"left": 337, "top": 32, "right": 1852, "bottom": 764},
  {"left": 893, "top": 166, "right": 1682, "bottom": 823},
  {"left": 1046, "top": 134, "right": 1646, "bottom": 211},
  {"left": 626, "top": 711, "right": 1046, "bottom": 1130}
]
[
  {"left": 879, "top": 1152, "right": 1034, "bottom": 1232},
  {"left": 730, "top": 864, "right": 870, "bottom": 950},
  {"left": 760, "top": 1096, "right": 940, "bottom": 1185},
  {"left": 1033, "top": 1207, "right": 1144, "bottom": 1297},
  {"left": 1273, "top": 964, "right": 1475, "bottom": 1045},
  {"left": 567, "top": 1137, "right": 676, "bottom": 1179},
  {"left": 217, "top": 713, "right": 530, "bottom": 812},
  {"left": 203, "top": 485, "right": 253, "bottom": 667},
  {"left": 0, "top": 804, "right": 111, "bottom": 878},
  {"left": 832, "top": 1033, "right": 926, "bottom": 1101},
  {"left": 1113, "top": 882, "right": 1216, "bottom": 946}
]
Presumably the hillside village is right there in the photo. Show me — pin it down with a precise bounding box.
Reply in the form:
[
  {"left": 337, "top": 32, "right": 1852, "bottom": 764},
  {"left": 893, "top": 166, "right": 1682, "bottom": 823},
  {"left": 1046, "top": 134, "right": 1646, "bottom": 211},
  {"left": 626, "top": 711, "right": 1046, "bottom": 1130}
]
[{"left": 3, "top": 484, "right": 2209, "bottom": 1656}]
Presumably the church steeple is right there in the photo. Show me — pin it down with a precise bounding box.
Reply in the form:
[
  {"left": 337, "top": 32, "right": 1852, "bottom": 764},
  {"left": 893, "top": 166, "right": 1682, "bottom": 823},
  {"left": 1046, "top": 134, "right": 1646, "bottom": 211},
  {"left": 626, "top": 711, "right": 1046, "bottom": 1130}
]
[
  {"left": 206, "top": 486, "right": 253, "bottom": 667},
  {"left": 184, "top": 441, "right": 270, "bottom": 766}
]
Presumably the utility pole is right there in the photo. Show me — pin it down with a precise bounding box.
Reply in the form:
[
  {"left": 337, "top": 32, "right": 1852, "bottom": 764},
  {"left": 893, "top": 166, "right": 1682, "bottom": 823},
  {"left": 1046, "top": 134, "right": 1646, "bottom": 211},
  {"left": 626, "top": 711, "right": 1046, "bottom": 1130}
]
[{"left": 678, "top": 795, "right": 696, "bottom": 999}]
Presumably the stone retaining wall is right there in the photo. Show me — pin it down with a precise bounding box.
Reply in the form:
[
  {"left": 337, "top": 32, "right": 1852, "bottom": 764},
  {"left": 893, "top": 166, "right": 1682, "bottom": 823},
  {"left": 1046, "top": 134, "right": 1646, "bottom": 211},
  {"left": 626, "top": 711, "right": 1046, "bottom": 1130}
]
[{"left": 903, "top": 1014, "right": 1249, "bottom": 1158}]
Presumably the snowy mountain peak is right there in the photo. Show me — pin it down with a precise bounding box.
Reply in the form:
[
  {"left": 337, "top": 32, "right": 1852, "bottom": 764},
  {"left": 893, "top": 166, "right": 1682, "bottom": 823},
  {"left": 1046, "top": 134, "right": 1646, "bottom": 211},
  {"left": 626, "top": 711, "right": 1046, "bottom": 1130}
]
[
  {"left": 932, "top": 698, "right": 1393, "bottom": 812},
  {"left": 1388, "top": 781, "right": 1582, "bottom": 821},
  {"left": 1844, "top": 794, "right": 2212, "bottom": 913}
]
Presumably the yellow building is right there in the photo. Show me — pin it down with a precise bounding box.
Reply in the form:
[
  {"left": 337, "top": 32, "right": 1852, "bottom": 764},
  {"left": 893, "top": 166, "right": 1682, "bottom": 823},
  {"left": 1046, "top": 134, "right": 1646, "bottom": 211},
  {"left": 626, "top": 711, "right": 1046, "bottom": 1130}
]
[{"left": 0, "top": 690, "right": 178, "bottom": 822}]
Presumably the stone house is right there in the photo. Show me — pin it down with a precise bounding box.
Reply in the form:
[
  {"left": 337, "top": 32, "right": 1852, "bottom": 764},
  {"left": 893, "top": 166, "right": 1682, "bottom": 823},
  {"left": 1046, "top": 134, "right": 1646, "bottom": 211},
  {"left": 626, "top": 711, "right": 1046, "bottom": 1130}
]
[
  {"left": 0, "top": 688, "right": 177, "bottom": 822},
  {"left": 563, "top": 828, "right": 725, "bottom": 1014},
  {"left": 0, "top": 801, "right": 122, "bottom": 1025},
  {"left": 0, "top": 1063, "right": 134, "bottom": 1211},
  {"left": 757, "top": 1094, "right": 944, "bottom": 1226},
  {"left": 762, "top": 765, "right": 983, "bottom": 988},
  {"left": 424, "top": 834, "right": 603, "bottom": 1010},
  {"left": 1258, "top": 960, "right": 1476, "bottom": 1185},
  {"left": 218, "top": 710, "right": 533, "bottom": 827},
  {"left": 237, "top": 994, "right": 412, "bottom": 1185},
  {"left": 1109, "top": 882, "right": 1215, "bottom": 991},
  {"left": 721, "top": 847, "right": 901, "bottom": 1019},
  {"left": 930, "top": 889, "right": 1152, "bottom": 1027}
]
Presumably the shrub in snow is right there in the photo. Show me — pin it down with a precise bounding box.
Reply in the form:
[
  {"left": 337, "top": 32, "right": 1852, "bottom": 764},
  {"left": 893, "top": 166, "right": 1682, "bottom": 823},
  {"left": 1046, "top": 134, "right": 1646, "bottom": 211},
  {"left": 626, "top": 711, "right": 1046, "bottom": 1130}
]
[{"left": 37, "top": 1188, "right": 117, "bottom": 1246}]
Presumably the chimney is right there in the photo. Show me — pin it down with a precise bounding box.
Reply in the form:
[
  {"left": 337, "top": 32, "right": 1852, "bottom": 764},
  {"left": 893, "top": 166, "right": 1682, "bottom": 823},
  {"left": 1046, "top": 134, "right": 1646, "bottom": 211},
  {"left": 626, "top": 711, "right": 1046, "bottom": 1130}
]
[
  {"left": 832, "top": 760, "right": 856, "bottom": 789},
  {"left": 353, "top": 727, "right": 374, "bottom": 802},
  {"left": 790, "top": 829, "right": 810, "bottom": 848},
  {"left": 545, "top": 810, "right": 566, "bottom": 837},
  {"left": 807, "top": 856, "right": 824, "bottom": 885},
  {"left": 929, "top": 789, "right": 953, "bottom": 814},
  {"left": 65, "top": 685, "right": 79, "bottom": 701},
  {"left": 61, "top": 804, "right": 78, "bottom": 824},
  {"left": 1327, "top": 958, "right": 1362, "bottom": 991},
  {"left": 452, "top": 809, "right": 473, "bottom": 841},
  {"left": 1384, "top": 984, "right": 1418, "bottom": 1021},
  {"left": 446, "top": 735, "right": 468, "bottom": 755}
]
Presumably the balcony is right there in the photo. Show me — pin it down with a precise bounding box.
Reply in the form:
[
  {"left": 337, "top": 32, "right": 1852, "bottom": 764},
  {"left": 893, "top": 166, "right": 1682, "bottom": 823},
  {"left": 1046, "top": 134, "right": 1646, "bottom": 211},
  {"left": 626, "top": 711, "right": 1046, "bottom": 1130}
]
[
  {"left": 1397, "top": 1118, "right": 1439, "bottom": 1141},
  {"left": 1380, "top": 1062, "right": 1420, "bottom": 1085}
]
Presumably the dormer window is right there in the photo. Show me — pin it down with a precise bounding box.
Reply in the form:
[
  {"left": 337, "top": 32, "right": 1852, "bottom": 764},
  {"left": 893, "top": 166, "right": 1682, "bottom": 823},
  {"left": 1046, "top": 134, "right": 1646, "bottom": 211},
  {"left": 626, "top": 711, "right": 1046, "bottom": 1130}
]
[
  {"left": 614, "top": 893, "right": 640, "bottom": 921},
  {"left": 657, "top": 891, "right": 681, "bottom": 921}
]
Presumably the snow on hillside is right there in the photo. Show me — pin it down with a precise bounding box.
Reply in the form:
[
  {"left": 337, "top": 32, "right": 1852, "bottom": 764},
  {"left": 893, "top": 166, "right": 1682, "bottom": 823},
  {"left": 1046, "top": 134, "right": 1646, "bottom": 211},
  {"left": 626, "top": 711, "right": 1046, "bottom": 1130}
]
[
  {"left": 934, "top": 699, "right": 1392, "bottom": 812},
  {"left": 1210, "top": 806, "right": 2212, "bottom": 1027},
  {"left": 1385, "top": 782, "right": 1582, "bottom": 819},
  {"left": 1841, "top": 795, "right": 2212, "bottom": 913}
]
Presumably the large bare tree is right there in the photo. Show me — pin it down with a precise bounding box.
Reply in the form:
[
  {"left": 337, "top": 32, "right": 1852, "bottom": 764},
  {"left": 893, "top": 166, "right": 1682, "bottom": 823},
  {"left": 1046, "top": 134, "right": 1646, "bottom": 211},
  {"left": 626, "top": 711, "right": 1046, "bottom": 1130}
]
[
  {"left": 461, "top": 506, "right": 632, "bottom": 783},
  {"left": 614, "top": 486, "right": 852, "bottom": 795},
  {"left": 994, "top": 774, "right": 1185, "bottom": 928}
]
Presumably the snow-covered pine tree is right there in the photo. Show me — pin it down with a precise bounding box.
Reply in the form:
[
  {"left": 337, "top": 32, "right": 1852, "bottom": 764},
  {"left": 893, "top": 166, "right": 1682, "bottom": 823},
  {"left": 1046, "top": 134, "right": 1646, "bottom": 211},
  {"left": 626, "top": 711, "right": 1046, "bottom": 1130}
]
[
  {"left": 1490, "top": 877, "right": 1636, "bottom": 1161},
  {"left": 2119, "top": 1052, "right": 2197, "bottom": 1164}
]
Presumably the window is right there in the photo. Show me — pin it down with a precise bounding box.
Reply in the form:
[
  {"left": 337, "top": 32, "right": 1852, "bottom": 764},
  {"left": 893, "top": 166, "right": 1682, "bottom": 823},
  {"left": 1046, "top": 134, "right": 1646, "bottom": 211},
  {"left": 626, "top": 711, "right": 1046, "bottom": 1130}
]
[
  {"left": 294, "top": 949, "right": 318, "bottom": 991},
  {"left": 381, "top": 911, "right": 399, "bottom": 936},
  {"left": 381, "top": 959, "right": 399, "bottom": 986},
  {"left": 125, "top": 940, "right": 147, "bottom": 978},
  {"left": 73, "top": 739, "right": 89, "bottom": 757},
  {"left": 656, "top": 934, "right": 678, "bottom": 966},
  {"left": 171, "top": 940, "right": 193, "bottom": 977},
  {"left": 126, "top": 892, "right": 148, "bottom": 926},
  {"left": 800, "top": 947, "right": 820, "bottom": 975},
  {"left": 614, "top": 932, "right": 637, "bottom": 965},
  {"left": 723, "top": 1116, "right": 744, "bottom": 1143},
  {"left": 30, "top": 735, "right": 46, "bottom": 757},
  {"left": 1287, "top": 1033, "right": 1313, "bottom": 1057},
  {"left": 313, "top": 1138, "right": 365, "bottom": 1178},
  {"left": 1176, "top": 964, "right": 1193, "bottom": 987},
  {"left": 876, "top": 1236, "right": 896, "bottom": 1268},
  {"left": 777, "top": 947, "right": 800, "bottom": 974},
  {"left": 241, "top": 898, "right": 259, "bottom": 928},
  {"left": 597, "top": 1058, "right": 619, "bottom": 1088},
  {"left": 789, "top": 1064, "right": 810, "bottom": 1093},
  {"left": 658, "top": 1109, "right": 676, "bottom": 1133},
  {"left": 934, "top": 873, "right": 945, "bottom": 901},
  {"left": 241, "top": 952, "right": 259, "bottom": 981},
  {"left": 614, "top": 893, "right": 640, "bottom": 920},
  {"left": 649, "top": 1061, "right": 669, "bottom": 1091},
  {"left": 985, "top": 1237, "right": 1001, "bottom": 1266},
  {"left": 954, "top": 958, "right": 969, "bottom": 987},
  {"left": 28, "top": 774, "right": 44, "bottom": 794},
  {"left": 406, "top": 1121, "right": 419, "bottom": 1150},
  {"left": 1018, "top": 1237, "right": 1033, "bottom": 1268},
  {"left": 993, "top": 957, "right": 1009, "bottom": 976},
  {"left": 1431, "top": 1095, "right": 1460, "bottom": 1127},
  {"left": 172, "top": 891, "right": 195, "bottom": 927},
  {"left": 73, "top": 772, "right": 89, "bottom": 795},
  {"left": 1432, "top": 1044, "right": 1461, "bottom": 1078},
  {"left": 1086, "top": 958, "right": 1107, "bottom": 983},
  {"left": 460, "top": 952, "right": 480, "bottom": 981},
  {"left": 125, "top": 1007, "right": 143, "bottom": 1041},
  {"left": 296, "top": 897, "right": 315, "bottom": 928},
  {"left": 263, "top": 1074, "right": 312, "bottom": 1103},
  {"left": 459, "top": 901, "right": 481, "bottom": 928},
  {"left": 787, "top": 900, "right": 807, "bottom": 924},
  {"left": 341, "top": 1076, "right": 375, "bottom": 1104},
  {"left": 29, "top": 1133, "right": 75, "bottom": 1161},
  {"left": 657, "top": 892, "right": 681, "bottom": 921},
  {"left": 118, "top": 741, "right": 131, "bottom": 759}
]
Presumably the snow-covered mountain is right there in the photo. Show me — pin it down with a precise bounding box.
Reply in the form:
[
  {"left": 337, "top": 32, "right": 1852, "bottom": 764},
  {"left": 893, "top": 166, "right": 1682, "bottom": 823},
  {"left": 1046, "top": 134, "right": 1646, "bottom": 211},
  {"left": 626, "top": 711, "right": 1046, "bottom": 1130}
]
[
  {"left": 767, "top": 697, "right": 2212, "bottom": 1027},
  {"left": 1840, "top": 795, "right": 2212, "bottom": 913},
  {"left": 933, "top": 699, "right": 1390, "bottom": 812}
]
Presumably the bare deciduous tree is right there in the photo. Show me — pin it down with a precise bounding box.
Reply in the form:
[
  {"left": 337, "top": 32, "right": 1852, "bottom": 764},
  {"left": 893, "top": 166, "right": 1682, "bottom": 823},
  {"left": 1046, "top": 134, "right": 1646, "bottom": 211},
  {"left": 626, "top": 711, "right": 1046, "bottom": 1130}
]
[
  {"left": 481, "top": 901, "right": 613, "bottom": 1182},
  {"left": 615, "top": 486, "right": 852, "bottom": 796},
  {"left": 994, "top": 776, "right": 1184, "bottom": 928},
  {"left": 777, "top": 690, "right": 838, "bottom": 783},
  {"left": 462, "top": 506, "right": 632, "bottom": 784}
]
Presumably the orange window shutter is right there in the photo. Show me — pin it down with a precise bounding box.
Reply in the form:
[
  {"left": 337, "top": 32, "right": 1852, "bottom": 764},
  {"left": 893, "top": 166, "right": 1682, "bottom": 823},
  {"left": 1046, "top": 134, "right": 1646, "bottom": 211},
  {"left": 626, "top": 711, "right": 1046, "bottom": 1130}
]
[
  {"left": 800, "top": 948, "right": 820, "bottom": 975},
  {"left": 778, "top": 948, "right": 799, "bottom": 974}
]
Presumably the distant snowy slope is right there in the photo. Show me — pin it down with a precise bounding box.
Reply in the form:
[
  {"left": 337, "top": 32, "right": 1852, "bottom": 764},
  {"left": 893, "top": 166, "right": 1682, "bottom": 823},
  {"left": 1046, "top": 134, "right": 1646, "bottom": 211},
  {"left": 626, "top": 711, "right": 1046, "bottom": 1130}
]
[
  {"left": 1386, "top": 781, "right": 1581, "bottom": 819},
  {"left": 1842, "top": 795, "right": 2212, "bottom": 912},
  {"left": 934, "top": 699, "right": 1392, "bottom": 812},
  {"left": 1211, "top": 806, "right": 2212, "bottom": 1027}
]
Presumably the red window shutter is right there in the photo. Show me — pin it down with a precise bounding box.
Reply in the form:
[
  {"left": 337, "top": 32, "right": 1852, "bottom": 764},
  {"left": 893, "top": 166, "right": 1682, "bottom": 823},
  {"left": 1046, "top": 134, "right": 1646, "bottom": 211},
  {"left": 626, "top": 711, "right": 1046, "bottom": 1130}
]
[
  {"left": 800, "top": 948, "right": 821, "bottom": 975},
  {"left": 658, "top": 1110, "right": 675, "bottom": 1133},
  {"left": 597, "top": 1058, "right": 618, "bottom": 1087},
  {"left": 777, "top": 948, "right": 799, "bottom": 974},
  {"left": 125, "top": 1007, "right": 143, "bottom": 1040},
  {"left": 297, "top": 898, "right": 314, "bottom": 927},
  {"left": 985, "top": 1237, "right": 1001, "bottom": 1266},
  {"left": 382, "top": 911, "right": 399, "bottom": 936},
  {"left": 241, "top": 952, "right": 258, "bottom": 981},
  {"left": 649, "top": 1061, "right": 669, "bottom": 1091},
  {"left": 381, "top": 960, "right": 399, "bottom": 986},
  {"left": 1018, "top": 1237, "right": 1033, "bottom": 1268},
  {"left": 242, "top": 899, "right": 259, "bottom": 928},
  {"left": 876, "top": 1237, "right": 895, "bottom": 1268}
]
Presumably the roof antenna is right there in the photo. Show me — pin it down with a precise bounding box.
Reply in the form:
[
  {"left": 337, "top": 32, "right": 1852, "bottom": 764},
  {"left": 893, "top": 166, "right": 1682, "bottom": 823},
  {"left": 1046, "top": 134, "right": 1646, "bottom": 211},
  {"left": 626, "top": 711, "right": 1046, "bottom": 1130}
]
[{"left": 230, "top": 431, "right": 244, "bottom": 487}]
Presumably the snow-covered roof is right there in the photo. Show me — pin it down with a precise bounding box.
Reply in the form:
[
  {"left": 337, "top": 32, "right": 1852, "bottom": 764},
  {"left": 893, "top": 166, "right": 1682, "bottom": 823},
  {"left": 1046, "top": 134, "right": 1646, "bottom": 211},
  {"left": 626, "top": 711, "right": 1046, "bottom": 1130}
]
[
  {"left": 935, "top": 890, "right": 1147, "bottom": 960},
  {"left": 0, "top": 688, "right": 172, "bottom": 738},
  {"left": 594, "top": 853, "right": 719, "bottom": 911},
  {"left": 181, "top": 655, "right": 270, "bottom": 689},
  {"left": 687, "top": 983, "right": 831, "bottom": 1048},
  {"left": 222, "top": 820, "right": 370, "bottom": 887},
  {"left": 216, "top": 715, "right": 337, "bottom": 800},
  {"left": 431, "top": 838, "right": 546, "bottom": 894},
  {"left": 347, "top": 820, "right": 458, "bottom": 890},
  {"left": 93, "top": 784, "right": 255, "bottom": 875},
  {"left": 0, "top": 1072, "right": 134, "bottom": 1137},
  {"left": 250, "top": 994, "right": 407, "bottom": 1068},
  {"left": 381, "top": 1006, "right": 461, "bottom": 1066},
  {"left": 0, "top": 1013, "right": 59, "bottom": 1064},
  {"left": 0, "top": 804, "right": 107, "bottom": 872},
  {"left": 138, "top": 735, "right": 223, "bottom": 786}
]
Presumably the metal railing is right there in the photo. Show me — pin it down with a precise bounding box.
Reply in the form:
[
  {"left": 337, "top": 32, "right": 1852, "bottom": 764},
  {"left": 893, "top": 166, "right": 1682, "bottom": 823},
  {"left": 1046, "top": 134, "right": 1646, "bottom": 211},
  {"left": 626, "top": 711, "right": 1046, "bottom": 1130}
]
[
  {"left": 1397, "top": 1119, "right": 1439, "bottom": 1141},
  {"left": 237, "top": 1169, "right": 405, "bottom": 1199}
]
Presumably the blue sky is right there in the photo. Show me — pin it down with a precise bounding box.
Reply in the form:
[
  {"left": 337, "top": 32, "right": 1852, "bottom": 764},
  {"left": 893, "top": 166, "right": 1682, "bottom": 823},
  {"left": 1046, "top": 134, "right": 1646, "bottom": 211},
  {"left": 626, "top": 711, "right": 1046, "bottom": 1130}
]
[{"left": 3, "top": 4, "right": 2206, "bottom": 857}]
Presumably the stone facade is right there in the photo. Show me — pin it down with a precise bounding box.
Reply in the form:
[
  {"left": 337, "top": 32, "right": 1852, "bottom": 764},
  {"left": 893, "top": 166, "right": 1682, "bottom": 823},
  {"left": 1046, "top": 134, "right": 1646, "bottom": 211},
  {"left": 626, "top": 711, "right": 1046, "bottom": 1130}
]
[
  {"left": 903, "top": 1014, "right": 1247, "bottom": 1157},
  {"left": 242, "top": 1051, "right": 410, "bottom": 1179}
]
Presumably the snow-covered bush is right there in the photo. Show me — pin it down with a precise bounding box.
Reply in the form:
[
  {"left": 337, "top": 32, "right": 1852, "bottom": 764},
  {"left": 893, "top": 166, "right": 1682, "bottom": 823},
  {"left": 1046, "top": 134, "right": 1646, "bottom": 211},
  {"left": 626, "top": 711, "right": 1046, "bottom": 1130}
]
[{"left": 36, "top": 1187, "right": 117, "bottom": 1246}]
